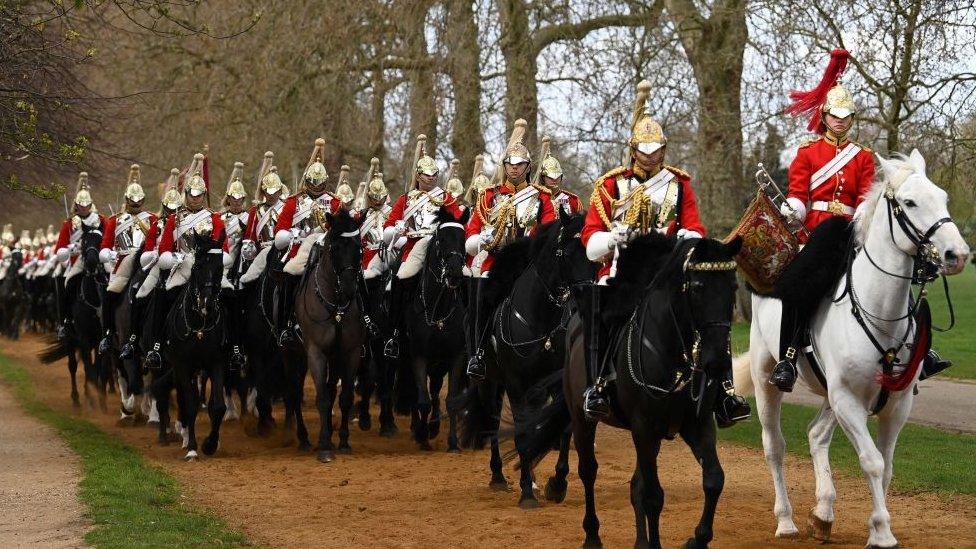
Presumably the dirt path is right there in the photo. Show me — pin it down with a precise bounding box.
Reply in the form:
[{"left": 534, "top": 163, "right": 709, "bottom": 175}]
[
  {"left": 5, "top": 334, "right": 976, "bottom": 548},
  {"left": 0, "top": 369, "right": 88, "bottom": 548}
]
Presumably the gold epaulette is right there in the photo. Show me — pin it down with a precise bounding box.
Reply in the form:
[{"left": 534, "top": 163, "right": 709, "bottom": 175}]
[
  {"left": 798, "top": 138, "right": 819, "bottom": 149},
  {"left": 664, "top": 165, "right": 690, "bottom": 179},
  {"left": 589, "top": 168, "right": 629, "bottom": 230},
  {"left": 594, "top": 166, "right": 629, "bottom": 187},
  {"left": 532, "top": 183, "right": 552, "bottom": 195},
  {"left": 853, "top": 141, "right": 872, "bottom": 153}
]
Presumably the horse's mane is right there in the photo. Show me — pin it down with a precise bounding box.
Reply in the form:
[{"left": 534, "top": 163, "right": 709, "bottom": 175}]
[
  {"left": 328, "top": 207, "right": 359, "bottom": 237},
  {"left": 604, "top": 232, "right": 678, "bottom": 321},
  {"left": 434, "top": 205, "right": 469, "bottom": 226},
  {"left": 855, "top": 155, "right": 914, "bottom": 245}
]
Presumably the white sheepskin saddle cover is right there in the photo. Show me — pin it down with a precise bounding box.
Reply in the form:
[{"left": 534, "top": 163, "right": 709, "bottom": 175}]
[
  {"left": 240, "top": 246, "right": 271, "bottom": 284},
  {"left": 106, "top": 253, "right": 137, "bottom": 293}
]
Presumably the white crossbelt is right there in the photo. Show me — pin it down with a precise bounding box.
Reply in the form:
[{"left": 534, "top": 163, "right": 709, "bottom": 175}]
[
  {"left": 404, "top": 187, "right": 445, "bottom": 219},
  {"left": 255, "top": 202, "right": 282, "bottom": 238},
  {"left": 293, "top": 194, "right": 334, "bottom": 225},
  {"left": 613, "top": 169, "right": 675, "bottom": 220},
  {"left": 810, "top": 143, "right": 861, "bottom": 191},
  {"left": 811, "top": 200, "right": 854, "bottom": 215},
  {"left": 175, "top": 209, "right": 211, "bottom": 240},
  {"left": 489, "top": 185, "right": 539, "bottom": 217}
]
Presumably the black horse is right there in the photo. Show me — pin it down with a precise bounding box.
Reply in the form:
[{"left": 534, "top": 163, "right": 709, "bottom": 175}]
[
  {"left": 394, "top": 207, "right": 470, "bottom": 451},
  {"left": 355, "top": 267, "right": 398, "bottom": 436},
  {"left": 0, "top": 250, "right": 27, "bottom": 339},
  {"left": 516, "top": 233, "right": 742, "bottom": 548},
  {"left": 40, "top": 224, "right": 110, "bottom": 409},
  {"left": 293, "top": 209, "right": 367, "bottom": 463},
  {"left": 161, "top": 233, "right": 229, "bottom": 460},
  {"left": 239, "top": 248, "right": 285, "bottom": 437},
  {"left": 460, "top": 210, "right": 595, "bottom": 507},
  {"left": 107, "top": 247, "right": 148, "bottom": 421}
]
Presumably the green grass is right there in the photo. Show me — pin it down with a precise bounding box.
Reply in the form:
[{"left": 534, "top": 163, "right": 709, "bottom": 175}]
[
  {"left": 721, "top": 399, "right": 976, "bottom": 496},
  {"left": 0, "top": 354, "right": 250, "bottom": 548},
  {"left": 732, "top": 267, "right": 976, "bottom": 380}
]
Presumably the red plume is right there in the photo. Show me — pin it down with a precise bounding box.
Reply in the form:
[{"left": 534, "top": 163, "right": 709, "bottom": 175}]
[{"left": 786, "top": 48, "right": 850, "bottom": 132}]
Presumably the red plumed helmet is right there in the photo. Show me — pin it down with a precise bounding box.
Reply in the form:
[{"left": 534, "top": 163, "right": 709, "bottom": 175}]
[{"left": 786, "top": 49, "right": 853, "bottom": 132}]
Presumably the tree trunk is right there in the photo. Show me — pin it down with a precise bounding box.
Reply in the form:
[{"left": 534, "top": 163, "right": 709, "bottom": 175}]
[
  {"left": 667, "top": 0, "right": 748, "bottom": 235},
  {"left": 405, "top": 0, "right": 438, "bottom": 147},
  {"left": 446, "top": 0, "right": 485, "bottom": 173},
  {"left": 369, "top": 71, "right": 388, "bottom": 166},
  {"left": 497, "top": 0, "right": 539, "bottom": 151}
]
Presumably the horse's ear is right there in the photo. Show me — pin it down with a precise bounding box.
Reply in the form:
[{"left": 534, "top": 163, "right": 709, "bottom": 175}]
[
  {"left": 725, "top": 235, "right": 743, "bottom": 257},
  {"left": 325, "top": 211, "right": 334, "bottom": 226},
  {"left": 908, "top": 149, "right": 926, "bottom": 174},
  {"left": 458, "top": 207, "right": 471, "bottom": 226},
  {"left": 875, "top": 153, "right": 900, "bottom": 184},
  {"left": 558, "top": 205, "right": 570, "bottom": 225}
]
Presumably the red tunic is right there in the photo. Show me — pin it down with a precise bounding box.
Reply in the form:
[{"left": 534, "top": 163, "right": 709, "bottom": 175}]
[
  {"left": 274, "top": 193, "right": 342, "bottom": 257},
  {"left": 465, "top": 182, "right": 556, "bottom": 273},
  {"left": 581, "top": 166, "right": 705, "bottom": 280},
  {"left": 55, "top": 214, "right": 107, "bottom": 266},
  {"left": 552, "top": 189, "right": 583, "bottom": 215},
  {"left": 787, "top": 136, "right": 874, "bottom": 240},
  {"left": 158, "top": 211, "right": 227, "bottom": 254},
  {"left": 100, "top": 212, "right": 158, "bottom": 271},
  {"left": 383, "top": 191, "right": 462, "bottom": 262}
]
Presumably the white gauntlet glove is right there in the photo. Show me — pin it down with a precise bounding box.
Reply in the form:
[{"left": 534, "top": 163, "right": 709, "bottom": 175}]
[
  {"left": 479, "top": 227, "right": 495, "bottom": 247},
  {"left": 241, "top": 240, "right": 257, "bottom": 262},
  {"left": 609, "top": 224, "right": 632, "bottom": 249}
]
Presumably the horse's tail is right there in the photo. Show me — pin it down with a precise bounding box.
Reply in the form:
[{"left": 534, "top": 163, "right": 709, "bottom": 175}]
[
  {"left": 38, "top": 335, "right": 73, "bottom": 364},
  {"left": 732, "top": 352, "right": 754, "bottom": 397},
  {"left": 392, "top": 356, "right": 417, "bottom": 416},
  {"left": 504, "top": 373, "right": 570, "bottom": 470},
  {"left": 452, "top": 382, "right": 499, "bottom": 450}
]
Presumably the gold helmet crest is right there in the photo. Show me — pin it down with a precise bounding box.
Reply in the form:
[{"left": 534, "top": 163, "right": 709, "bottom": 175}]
[
  {"left": 823, "top": 84, "right": 856, "bottom": 119},
  {"left": 161, "top": 168, "right": 183, "bottom": 210},
  {"left": 303, "top": 138, "right": 329, "bottom": 186},
  {"left": 335, "top": 165, "right": 354, "bottom": 206},
  {"left": 364, "top": 157, "right": 388, "bottom": 202},
  {"left": 536, "top": 135, "right": 563, "bottom": 182},
  {"left": 629, "top": 80, "right": 666, "bottom": 155},
  {"left": 46, "top": 224, "right": 56, "bottom": 243},
  {"left": 73, "top": 171, "right": 93, "bottom": 208},
  {"left": 256, "top": 151, "right": 283, "bottom": 202},
  {"left": 124, "top": 164, "right": 145, "bottom": 202},
  {"left": 445, "top": 159, "right": 464, "bottom": 198},
  {"left": 503, "top": 118, "right": 531, "bottom": 165},
  {"left": 224, "top": 161, "right": 247, "bottom": 201},
  {"left": 184, "top": 153, "right": 208, "bottom": 197},
  {"left": 414, "top": 134, "right": 438, "bottom": 177},
  {"left": 19, "top": 229, "right": 31, "bottom": 249}
]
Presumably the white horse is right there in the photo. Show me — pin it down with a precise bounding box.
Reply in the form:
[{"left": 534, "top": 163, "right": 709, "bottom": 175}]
[{"left": 735, "top": 150, "right": 969, "bottom": 548}]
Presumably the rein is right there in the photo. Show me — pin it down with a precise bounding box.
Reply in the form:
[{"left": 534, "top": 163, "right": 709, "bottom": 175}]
[
  {"left": 417, "top": 225, "right": 463, "bottom": 330},
  {"left": 307, "top": 234, "right": 358, "bottom": 325}
]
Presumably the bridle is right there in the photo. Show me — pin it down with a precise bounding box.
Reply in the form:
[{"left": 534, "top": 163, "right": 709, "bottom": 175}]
[
  {"left": 310, "top": 229, "right": 361, "bottom": 324},
  {"left": 625, "top": 243, "right": 737, "bottom": 400},
  {"left": 418, "top": 222, "right": 465, "bottom": 330},
  {"left": 176, "top": 250, "right": 222, "bottom": 341},
  {"left": 842, "top": 184, "right": 956, "bottom": 372}
]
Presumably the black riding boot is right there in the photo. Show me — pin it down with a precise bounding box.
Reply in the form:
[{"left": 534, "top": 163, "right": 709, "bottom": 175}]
[
  {"left": 769, "top": 302, "right": 802, "bottom": 392},
  {"left": 99, "top": 290, "right": 119, "bottom": 354},
  {"left": 920, "top": 349, "right": 952, "bottom": 380},
  {"left": 465, "top": 277, "right": 488, "bottom": 381},
  {"left": 580, "top": 284, "right": 611, "bottom": 421},
  {"left": 357, "top": 272, "right": 379, "bottom": 338},
  {"left": 58, "top": 275, "right": 80, "bottom": 341},
  {"left": 714, "top": 367, "right": 751, "bottom": 428},
  {"left": 223, "top": 290, "right": 246, "bottom": 372},
  {"left": 383, "top": 275, "right": 418, "bottom": 358},
  {"left": 276, "top": 274, "right": 298, "bottom": 344},
  {"left": 144, "top": 286, "right": 172, "bottom": 371}
]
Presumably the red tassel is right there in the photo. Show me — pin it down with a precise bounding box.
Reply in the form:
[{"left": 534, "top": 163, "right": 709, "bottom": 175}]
[{"left": 786, "top": 48, "right": 850, "bottom": 132}]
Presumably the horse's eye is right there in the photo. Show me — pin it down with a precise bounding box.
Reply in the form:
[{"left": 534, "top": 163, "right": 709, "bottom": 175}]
[{"left": 904, "top": 199, "right": 917, "bottom": 208}]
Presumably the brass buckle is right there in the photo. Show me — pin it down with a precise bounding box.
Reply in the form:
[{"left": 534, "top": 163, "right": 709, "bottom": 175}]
[
  {"left": 785, "top": 347, "right": 797, "bottom": 360},
  {"left": 827, "top": 199, "right": 845, "bottom": 215}
]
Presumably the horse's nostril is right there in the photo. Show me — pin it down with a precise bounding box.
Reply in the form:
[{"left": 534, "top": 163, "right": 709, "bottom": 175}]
[{"left": 946, "top": 250, "right": 958, "bottom": 261}]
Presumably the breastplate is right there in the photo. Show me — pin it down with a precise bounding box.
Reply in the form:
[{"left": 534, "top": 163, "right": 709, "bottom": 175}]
[
  {"left": 115, "top": 213, "right": 146, "bottom": 253},
  {"left": 296, "top": 194, "right": 334, "bottom": 235},
  {"left": 222, "top": 212, "right": 247, "bottom": 249},
  {"left": 363, "top": 207, "right": 389, "bottom": 250},
  {"left": 613, "top": 175, "right": 679, "bottom": 233},
  {"left": 406, "top": 191, "right": 442, "bottom": 233},
  {"left": 256, "top": 203, "right": 282, "bottom": 243},
  {"left": 176, "top": 210, "right": 213, "bottom": 253}
]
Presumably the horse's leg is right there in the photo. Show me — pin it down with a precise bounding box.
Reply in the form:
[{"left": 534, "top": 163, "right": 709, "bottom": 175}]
[
  {"left": 356, "top": 352, "right": 374, "bottom": 431},
  {"left": 337, "top": 366, "right": 355, "bottom": 454},
  {"left": 511, "top": 395, "right": 540, "bottom": 509},
  {"left": 574, "top": 418, "right": 602, "bottom": 548},
  {"left": 680, "top": 414, "right": 724, "bottom": 549},
  {"left": 292, "top": 360, "right": 311, "bottom": 451},
  {"left": 877, "top": 395, "right": 911, "bottom": 494},
  {"left": 378, "top": 352, "right": 397, "bottom": 436},
  {"left": 544, "top": 429, "right": 571, "bottom": 503},
  {"left": 751, "top": 341, "right": 798, "bottom": 538},
  {"left": 202, "top": 363, "right": 227, "bottom": 456},
  {"left": 630, "top": 468, "right": 648, "bottom": 545},
  {"left": 154, "top": 375, "right": 171, "bottom": 445},
  {"left": 412, "top": 356, "right": 433, "bottom": 449},
  {"left": 307, "top": 349, "right": 335, "bottom": 463},
  {"left": 445, "top": 355, "right": 463, "bottom": 453},
  {"left": 630, "top": 423, "right": 664, "bottom": 549},
  {"left": 68, "top": 352, "right": 80, "bottom": 407},
  {"left": 181, "top": 372, "right": 200, "bottom": 460},
  {"left": 427, "top": 368, "right": 444, "bottom": 440},
  {"left": 488, "top": 385, "right": 507, "bottom": 488},
  {"left": 830, "top": 390, "right": 897, "bottom": 548},
  {"left": 807, "top": 401, "right": 838, "bottom": 541},
  {"left": 254, "top": 355, "right": 275, "bottom": 436}
]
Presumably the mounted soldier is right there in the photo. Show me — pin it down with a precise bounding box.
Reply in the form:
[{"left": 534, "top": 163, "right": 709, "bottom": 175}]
[
  {"left": 240, "top": 152, "right": 287, "bottom": 285},
  {"left": 382, "top": 134, "right": 463, "bottom": 359},
  {"left": 444, "top": 159, "right": 467, "bottom": 212},
  {"left": 272, "top": 138, "right": 342, "bottom": 344},
  {"left": 335, "top": 165, "right": 356, "bottom": 211},
  {"left": 145, "top": 153, "right": 230, "bottom": 369},
  {"left": 464, "top": 118, "right": 557, "bottom": 380},
  {"left": 354, "top": 158, "right": 392, "bottom": 282},
  {"left": 578, "top": 80, "right": 749, "bottom": 426},
  {"left": 98, "top": 164, "right": 156, "bottom": 355},
  {"left": 55, "top": 172, "right": 106, "bottom": 341},
  {"left": 537, "top": 135, "right": 583, "bottom": 215},
  {"left": 220, "top": 161, "right": 250, "bottom": 371},
  {"left": 768, "top": 49, "right": 951, "bottom": 392}
]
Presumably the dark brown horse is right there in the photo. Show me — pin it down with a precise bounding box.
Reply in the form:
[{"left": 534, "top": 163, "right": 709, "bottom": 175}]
[{"left": 294, "top": 209, "right": 367, "bottom": 463}]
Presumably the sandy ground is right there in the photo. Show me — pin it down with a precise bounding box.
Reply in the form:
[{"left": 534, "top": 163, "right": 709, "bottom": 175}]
[
  {"left": 4, "top": 334, "right": 976, "bottom": 548},
  {"left": 0, "top": 369, "right": 88, "bottom": 548}
]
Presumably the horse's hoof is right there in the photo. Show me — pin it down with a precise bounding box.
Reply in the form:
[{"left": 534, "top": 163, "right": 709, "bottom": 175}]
[
  {"left": 446, "top": 447, "right": 461, "bottom": 454},
  {"left": 774, "top": 528, "right": 800, "bottom": 539},
  {"left": 582, "top": 536, "right": 602, "bottom": 548},
  {"left": 317, "top": 450, "right": 334, "bottom": 463},
  {"left": 358, "top": 415, "right": 372, "bottom": 431},
  {"left": 201, "top": 437, "right": 219, "bottom": 456},
  {"left": 418, "top": 441, "right": 433, "bottom": 451},
  {"left": 337, "top": 445, "right": 352, "bottom": 455},
  {"left": 489, "top": 479, "right": 510, "bottom": 491},
  {"left": 807, "top": 509, "right": 832, "bottom": 541},
  {"left": 544, "top": 477, "right": 568, "bottom": 503},
  {"left": 518, "top": 497, "right": 540, "bottom": 510},
  {"left": 184, "top": 450, "right": 198, "bottom": 461},
  {"left": 866, "top": 545, "right": 898, "bottom": 549},
  {"left": 297, "top": 440, "right": 312, "bottom": 452},
  {"left": 379, "top": 424, "right": 398, "bottom": 438},
  {"left": 683, "top": 538, "right": 707, "bottom": 549},
  {"left": 256, "top": 421, "right": 274, "bottom": 438},
  {"left": 71, "top": 397, "right": 81, "bottom": 408}
]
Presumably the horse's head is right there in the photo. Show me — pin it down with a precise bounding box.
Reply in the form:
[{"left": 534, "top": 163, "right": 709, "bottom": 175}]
[
  {"left": 80, "top": 223, "right": 103, "bottom": 274},
  {"left": 325, "top": 208, "right": 364, "bottom": 304},
  {"left": 550, "top": 209, "right": 595, "bottom": 289},
  {"left": 670, "top": 236, "right": 742, "bottom": 375},
  {"left": 867, "top": 151, "right": 970, "bottom": 275},
  {"left": 190, "top": 232, "right": 225, "bottom": 314},
  {"left": 427, "top": 207, "right": 470, "bottom": 290}
]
